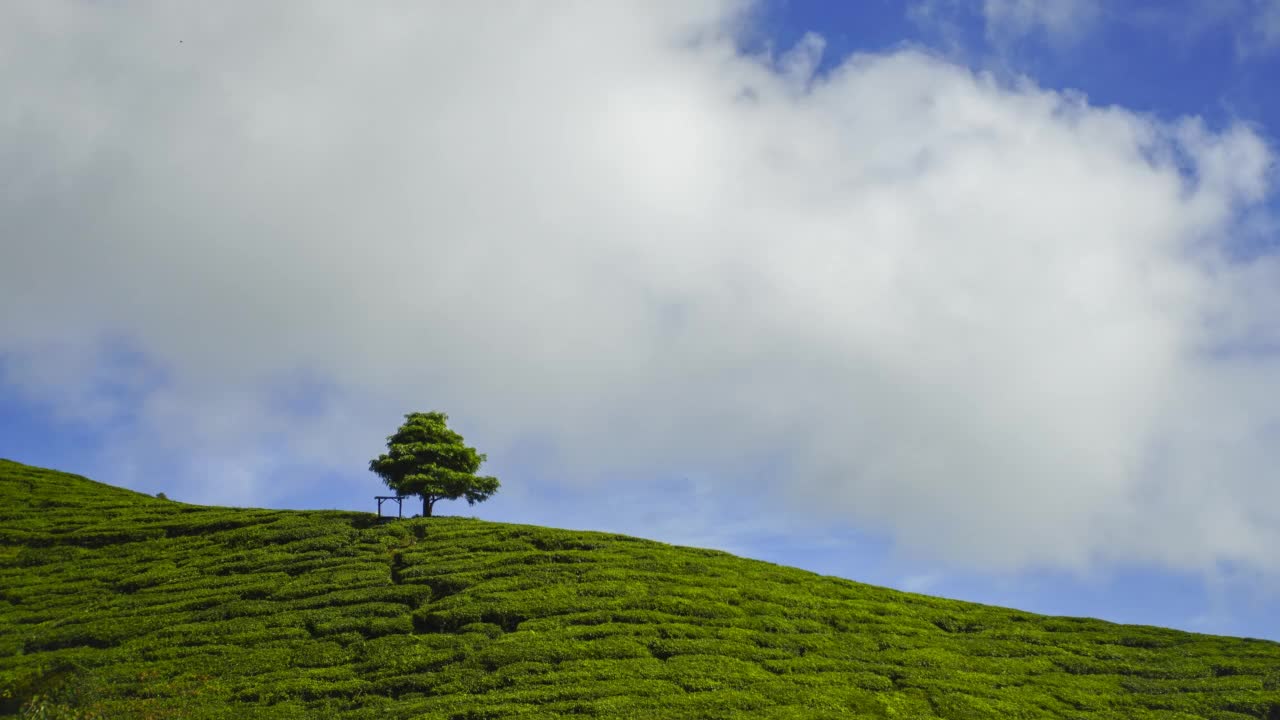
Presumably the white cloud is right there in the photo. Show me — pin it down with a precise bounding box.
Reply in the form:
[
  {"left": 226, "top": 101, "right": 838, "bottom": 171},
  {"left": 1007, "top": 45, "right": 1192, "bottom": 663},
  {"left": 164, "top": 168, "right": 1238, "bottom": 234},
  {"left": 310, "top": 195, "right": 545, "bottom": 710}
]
[
  {"left": 981, "top": 0, "right": 1100, "bottom": 44},
  {"left": 909, "top": 0, "right": 1100, "bottom": 47},
  {"left": 1126, "top": 0, "right": 1280, "bottom": 60},
  {"left": 2, "top": 1, "right": 1279, "bottom": 579},
  {"left": 1239, "top": 0, "right": 1280, "bottom": 56}
]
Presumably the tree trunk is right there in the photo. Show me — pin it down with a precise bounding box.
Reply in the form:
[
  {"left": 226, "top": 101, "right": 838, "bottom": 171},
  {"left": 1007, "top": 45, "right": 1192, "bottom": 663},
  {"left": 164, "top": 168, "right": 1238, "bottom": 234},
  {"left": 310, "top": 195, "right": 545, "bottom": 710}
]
[{"left": 423, "top": 497, "right": 433, "bottom": 517}]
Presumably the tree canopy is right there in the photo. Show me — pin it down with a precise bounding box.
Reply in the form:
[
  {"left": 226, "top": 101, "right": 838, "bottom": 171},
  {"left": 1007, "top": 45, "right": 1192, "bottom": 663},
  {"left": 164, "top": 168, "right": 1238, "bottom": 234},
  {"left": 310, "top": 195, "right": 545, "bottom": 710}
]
[{"left": 368, "top": 411, "right": 500, "bottom": 517}]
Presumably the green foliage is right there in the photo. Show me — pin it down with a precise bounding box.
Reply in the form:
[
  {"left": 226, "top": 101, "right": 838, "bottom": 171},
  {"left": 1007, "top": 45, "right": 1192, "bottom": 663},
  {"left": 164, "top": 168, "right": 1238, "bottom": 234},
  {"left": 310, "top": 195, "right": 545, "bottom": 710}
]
[
  {"left": 367, "top": 411, "right": 500, "bottom": 517},
  {"left": 2, "top": 458, "right": 1280, "bottom": 719}
]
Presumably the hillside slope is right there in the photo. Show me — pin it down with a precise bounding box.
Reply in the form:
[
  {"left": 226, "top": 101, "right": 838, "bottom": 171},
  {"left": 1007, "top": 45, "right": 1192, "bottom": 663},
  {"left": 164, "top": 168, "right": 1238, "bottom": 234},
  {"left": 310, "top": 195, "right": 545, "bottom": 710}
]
[{"left": 2, "top": 459, "right": 1279, "bottom": 719}]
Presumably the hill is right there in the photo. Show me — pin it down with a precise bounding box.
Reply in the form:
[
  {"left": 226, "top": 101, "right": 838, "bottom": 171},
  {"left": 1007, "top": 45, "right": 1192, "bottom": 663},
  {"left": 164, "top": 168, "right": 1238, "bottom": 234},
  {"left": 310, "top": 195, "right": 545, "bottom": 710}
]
[{"left": 2, "top": 458, "right": 1279, "bottom": 719}]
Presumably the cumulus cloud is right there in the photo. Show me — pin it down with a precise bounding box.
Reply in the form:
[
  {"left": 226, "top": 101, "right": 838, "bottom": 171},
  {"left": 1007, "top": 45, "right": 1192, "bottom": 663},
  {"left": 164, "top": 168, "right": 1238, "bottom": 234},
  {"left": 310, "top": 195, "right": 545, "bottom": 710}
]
[{"left": 2, "top": 1, "right": 1279, "bottom": 578}]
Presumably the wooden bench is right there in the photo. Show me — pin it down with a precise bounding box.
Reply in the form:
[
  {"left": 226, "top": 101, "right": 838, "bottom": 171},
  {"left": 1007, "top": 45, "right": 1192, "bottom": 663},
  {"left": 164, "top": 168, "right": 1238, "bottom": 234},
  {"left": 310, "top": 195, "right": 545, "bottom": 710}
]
[{"left": 375, "top": 495, "right": 405, "bottom": 521}]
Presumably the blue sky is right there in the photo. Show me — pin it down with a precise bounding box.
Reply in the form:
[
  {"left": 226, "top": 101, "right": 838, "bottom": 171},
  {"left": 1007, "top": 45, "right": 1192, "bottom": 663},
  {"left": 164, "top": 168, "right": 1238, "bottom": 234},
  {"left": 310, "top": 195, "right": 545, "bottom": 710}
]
[{"left": 3, "top": 0, "right": 1280, "bottom": 642}]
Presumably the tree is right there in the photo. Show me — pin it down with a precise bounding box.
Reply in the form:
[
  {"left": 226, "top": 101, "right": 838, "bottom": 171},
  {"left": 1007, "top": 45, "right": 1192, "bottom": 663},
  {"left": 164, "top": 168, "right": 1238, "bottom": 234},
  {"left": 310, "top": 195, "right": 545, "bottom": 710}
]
[{"left": 368, "top": 411, "right": 500, "bottom": 517}]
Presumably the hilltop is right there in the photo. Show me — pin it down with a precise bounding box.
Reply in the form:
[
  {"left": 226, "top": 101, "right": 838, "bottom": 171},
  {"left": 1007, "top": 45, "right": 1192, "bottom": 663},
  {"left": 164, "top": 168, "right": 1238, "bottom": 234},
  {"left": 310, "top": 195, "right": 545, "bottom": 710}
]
[{"left": 2, "top": 458, "right": 1279, "bottom": 719}]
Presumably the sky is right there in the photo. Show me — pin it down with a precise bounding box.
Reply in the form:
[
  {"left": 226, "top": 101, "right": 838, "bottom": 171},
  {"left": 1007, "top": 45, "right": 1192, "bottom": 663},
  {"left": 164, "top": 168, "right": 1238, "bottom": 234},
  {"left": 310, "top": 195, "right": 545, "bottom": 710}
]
[{"left": 3, "top": 0, "right": 1280, "bottom": 641}]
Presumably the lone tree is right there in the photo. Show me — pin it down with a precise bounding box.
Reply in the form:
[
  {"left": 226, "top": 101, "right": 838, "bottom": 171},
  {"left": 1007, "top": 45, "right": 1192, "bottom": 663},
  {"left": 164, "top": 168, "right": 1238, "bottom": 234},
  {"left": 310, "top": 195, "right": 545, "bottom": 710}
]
[{"left": 368, "top": 411, "right": 500, "bottom": 517}]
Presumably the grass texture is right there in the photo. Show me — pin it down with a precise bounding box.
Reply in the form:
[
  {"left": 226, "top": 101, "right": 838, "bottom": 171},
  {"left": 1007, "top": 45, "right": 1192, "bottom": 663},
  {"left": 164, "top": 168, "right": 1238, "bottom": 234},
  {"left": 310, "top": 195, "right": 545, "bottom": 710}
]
[{"left": 2, "top": 458, "right": 1279, "bottom": 718}]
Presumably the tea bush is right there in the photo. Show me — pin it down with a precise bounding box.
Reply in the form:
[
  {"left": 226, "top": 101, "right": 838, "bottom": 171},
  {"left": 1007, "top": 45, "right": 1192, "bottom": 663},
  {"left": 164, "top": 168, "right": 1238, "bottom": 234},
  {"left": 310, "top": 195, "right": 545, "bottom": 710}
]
[{"left": 3, "top": 458, "right": 1280, "bottom": 718}]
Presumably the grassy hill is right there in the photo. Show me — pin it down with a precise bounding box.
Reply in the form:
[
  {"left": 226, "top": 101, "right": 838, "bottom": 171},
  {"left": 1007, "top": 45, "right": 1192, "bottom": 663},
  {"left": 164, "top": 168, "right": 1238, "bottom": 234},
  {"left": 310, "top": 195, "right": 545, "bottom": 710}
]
[{"left": 2, "top": 459, "right": 1279, "bottom": 719}]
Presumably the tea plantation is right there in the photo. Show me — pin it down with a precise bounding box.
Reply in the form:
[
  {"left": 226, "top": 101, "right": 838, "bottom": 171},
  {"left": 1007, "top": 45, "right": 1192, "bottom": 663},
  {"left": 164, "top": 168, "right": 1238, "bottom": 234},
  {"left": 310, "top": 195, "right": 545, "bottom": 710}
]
[{"left": 2, "top": 458, "right": 1279, "bottom": 719}]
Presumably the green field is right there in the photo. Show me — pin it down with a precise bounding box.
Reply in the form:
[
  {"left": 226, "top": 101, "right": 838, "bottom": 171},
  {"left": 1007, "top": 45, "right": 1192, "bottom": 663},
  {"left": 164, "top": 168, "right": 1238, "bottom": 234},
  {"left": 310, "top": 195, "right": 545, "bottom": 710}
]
[{"left": 2, "top": 458, "right": 1279, "bottom": 719}]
